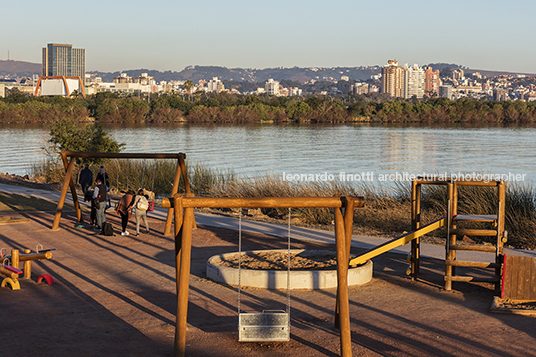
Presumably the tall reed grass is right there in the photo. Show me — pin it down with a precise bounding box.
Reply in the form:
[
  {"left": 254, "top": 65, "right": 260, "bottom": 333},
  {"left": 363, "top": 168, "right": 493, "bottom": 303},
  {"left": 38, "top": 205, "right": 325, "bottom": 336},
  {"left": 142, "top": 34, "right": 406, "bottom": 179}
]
[{"left": 31, "top": 160, "right": 536, "bottom": 250}]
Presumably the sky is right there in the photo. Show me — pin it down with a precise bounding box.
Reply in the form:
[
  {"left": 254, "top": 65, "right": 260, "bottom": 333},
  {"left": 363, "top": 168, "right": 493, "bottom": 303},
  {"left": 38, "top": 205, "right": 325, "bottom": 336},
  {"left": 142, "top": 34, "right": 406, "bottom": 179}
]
[{"left": 2, "top": 0, "right": 535, "bottom": 74}]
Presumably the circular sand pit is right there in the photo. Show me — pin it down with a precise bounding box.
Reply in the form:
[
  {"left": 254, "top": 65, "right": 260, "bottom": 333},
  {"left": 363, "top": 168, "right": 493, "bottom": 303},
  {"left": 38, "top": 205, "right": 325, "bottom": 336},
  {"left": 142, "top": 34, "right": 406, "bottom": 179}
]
[{"left": 206, "top": 249, "right": 372, "bottom": 290}]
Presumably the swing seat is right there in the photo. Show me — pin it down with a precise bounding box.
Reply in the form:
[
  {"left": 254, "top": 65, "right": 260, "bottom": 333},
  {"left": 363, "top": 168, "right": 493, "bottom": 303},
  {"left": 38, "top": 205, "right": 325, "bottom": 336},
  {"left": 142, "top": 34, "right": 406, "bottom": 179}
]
[{"left": 238, "top": 310, "right": 290, "bottom": 342}]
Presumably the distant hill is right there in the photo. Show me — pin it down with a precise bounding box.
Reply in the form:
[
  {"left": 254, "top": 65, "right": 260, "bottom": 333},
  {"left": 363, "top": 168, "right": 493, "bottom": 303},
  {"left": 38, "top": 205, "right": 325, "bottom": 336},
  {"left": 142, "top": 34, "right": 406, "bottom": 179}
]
[
  {"left": 1, "top": 60, "right": 534, "bottom": 83},
  {"left": 0, "top": 60, "right": 40, "bottom": 77},
  {"left": 87, "top": 65, "right": 383, "bottom": 83}
]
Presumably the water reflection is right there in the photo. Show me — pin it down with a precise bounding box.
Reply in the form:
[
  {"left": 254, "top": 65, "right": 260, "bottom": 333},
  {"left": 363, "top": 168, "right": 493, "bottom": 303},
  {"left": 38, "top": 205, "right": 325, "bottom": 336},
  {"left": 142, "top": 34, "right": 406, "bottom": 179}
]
[{"left": 1, "top": 123, "right": 535, "bottom": 186}]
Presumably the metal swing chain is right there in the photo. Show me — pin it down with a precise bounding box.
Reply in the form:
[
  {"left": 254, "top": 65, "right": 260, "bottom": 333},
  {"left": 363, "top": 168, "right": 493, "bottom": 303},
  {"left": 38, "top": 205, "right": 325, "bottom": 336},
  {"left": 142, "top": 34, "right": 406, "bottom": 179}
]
[
  {"left": 287, "top": 207, "right": 291, "bottom": 316},
  {"left": 237, "top": 208, "right": 242, "bottom": 315}
]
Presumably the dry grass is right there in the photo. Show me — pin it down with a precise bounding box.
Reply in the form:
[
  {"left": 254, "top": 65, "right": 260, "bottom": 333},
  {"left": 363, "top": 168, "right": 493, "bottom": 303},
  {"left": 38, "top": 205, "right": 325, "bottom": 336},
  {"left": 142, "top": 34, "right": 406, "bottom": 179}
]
[{"left": 29, "top": 160, "right": 536, "bottom": 249}]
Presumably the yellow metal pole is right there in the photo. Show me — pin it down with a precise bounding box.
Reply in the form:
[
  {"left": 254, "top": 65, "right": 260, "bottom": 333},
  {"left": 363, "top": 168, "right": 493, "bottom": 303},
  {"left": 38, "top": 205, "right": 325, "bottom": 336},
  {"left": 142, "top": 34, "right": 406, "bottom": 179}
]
[
  {"left": 335, "top": 206, "right": 352, "bottom": 357},
  {"left": 349, "top": 218, "right": 446, "bottom": 266},
  {"left": 175, "top": 205, "right": 194, "bottom": 357},
  {"left": 52, "top": 154, "right": 77, "bottom": 230}
]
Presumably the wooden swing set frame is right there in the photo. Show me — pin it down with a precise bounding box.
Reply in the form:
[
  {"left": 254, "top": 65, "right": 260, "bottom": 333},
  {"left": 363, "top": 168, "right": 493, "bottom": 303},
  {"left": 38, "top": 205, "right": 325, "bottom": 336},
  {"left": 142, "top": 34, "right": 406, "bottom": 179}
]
[
  {"left": 162, "top": 194, "right": 364, "bottom": 357},
  {"left": 52, "top": 151, "right": 190, "bottom": 235}
]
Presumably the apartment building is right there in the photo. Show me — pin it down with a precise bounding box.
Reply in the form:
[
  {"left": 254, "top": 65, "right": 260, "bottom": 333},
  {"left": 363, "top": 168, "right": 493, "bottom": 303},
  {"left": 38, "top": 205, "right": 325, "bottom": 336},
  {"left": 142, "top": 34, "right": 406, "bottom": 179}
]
[
  {"left": 404, "top": 63, "right": 425, "bottom": 99},
  {"left": 382, "top": 60, "right": 404, "bottom": 98},
  {"left": 42, "top": 43, "right": 85, "bottom": 85}
]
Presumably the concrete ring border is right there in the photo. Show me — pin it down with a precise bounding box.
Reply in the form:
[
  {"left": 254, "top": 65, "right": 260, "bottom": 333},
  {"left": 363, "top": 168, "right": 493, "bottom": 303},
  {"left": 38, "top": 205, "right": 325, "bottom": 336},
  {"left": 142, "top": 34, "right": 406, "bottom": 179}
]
[{"left": 206, "top": 249, "right": 373, "bottom": 290}]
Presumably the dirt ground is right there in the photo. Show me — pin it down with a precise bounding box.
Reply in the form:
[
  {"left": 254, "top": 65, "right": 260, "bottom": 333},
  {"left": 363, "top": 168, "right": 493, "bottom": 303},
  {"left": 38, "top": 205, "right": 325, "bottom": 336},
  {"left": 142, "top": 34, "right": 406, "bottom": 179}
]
[{"left": 1, "top": 209, "right": 535, "bottom": 357}]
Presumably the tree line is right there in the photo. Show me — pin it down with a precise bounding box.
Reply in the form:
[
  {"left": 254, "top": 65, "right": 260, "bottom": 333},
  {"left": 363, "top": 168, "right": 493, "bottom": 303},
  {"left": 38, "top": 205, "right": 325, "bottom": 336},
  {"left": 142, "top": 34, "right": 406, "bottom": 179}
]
[{"left": 3, "top": 90, "right": 536, "bottom": 125}]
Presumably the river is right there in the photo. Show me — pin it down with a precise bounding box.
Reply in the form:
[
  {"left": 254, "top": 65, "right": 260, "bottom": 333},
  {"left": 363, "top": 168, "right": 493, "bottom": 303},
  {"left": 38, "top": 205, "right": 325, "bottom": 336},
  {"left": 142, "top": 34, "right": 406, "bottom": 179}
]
[{"left": 1, "top": 123, "right": 535, "bottom": 186}]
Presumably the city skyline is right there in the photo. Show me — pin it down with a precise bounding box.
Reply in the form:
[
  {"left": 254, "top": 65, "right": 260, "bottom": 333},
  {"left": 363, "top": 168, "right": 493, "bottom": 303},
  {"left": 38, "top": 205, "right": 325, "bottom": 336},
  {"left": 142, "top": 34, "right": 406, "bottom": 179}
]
[{"left": 2, "top": 0, "right": 535, "bottom": 74}]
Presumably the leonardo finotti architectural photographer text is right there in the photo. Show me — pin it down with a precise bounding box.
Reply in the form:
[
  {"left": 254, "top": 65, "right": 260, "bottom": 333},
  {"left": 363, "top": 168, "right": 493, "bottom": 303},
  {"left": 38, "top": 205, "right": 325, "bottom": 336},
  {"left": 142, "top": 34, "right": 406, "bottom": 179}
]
[{"left": 281, "top": 171, "right": 527, "bottom": 183}]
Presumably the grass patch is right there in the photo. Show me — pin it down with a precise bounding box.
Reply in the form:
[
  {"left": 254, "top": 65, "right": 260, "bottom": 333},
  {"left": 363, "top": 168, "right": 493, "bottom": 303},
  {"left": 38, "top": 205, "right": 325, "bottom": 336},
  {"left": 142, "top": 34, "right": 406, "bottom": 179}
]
[
  {"left": 0, "top": 192, "right": 74, "bottom": 212},
  {"left": 29, "top": 160, "right": 536, "bottom": 250}
]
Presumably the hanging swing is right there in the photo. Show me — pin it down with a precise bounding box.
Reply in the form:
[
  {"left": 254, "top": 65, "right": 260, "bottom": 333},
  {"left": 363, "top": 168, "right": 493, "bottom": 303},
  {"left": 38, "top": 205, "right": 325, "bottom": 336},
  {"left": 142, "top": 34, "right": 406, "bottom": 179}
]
[{"left": 237, "top": 207, "right": 291, "bottom": 342}]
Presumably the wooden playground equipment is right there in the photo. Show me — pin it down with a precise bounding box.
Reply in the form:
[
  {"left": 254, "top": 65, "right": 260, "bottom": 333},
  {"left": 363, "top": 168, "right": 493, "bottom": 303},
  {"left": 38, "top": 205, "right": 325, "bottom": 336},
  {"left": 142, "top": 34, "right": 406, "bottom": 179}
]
[
  {"left": 350, "top": 178, "right": 507, "bottom": 291},
  {"left": 1, "top": 245, "right": 55, "bottom": 290},
  {"left": 162, "top": 195, "right": 365, "bottom": 357},
  {"left": 52, "top": 151, "right": 190, "bottom": 235},
  {"left": 0, "top": 217, "right": 31, "bottom": 225}
]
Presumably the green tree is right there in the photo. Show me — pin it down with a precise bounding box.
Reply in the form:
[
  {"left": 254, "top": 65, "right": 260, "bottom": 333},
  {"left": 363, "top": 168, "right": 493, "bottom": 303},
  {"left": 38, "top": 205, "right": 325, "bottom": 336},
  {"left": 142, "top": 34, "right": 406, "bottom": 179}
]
[
  {"left": 184, "top": 80, "right": 194, "bottom": 100},
  {"left": 48, "top": 118, "right": 125, "bottom": 164}
]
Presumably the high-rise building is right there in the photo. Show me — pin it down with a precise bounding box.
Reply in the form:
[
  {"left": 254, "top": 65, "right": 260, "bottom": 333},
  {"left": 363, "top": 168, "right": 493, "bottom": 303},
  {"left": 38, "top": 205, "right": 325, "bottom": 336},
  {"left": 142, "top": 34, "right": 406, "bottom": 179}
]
[
  {"left": 265, "top": 79, "right": 280, "bottom": 96},
  {"left": 42, "top": 43, "right": 86, "bottom": 84},
  {"left": 403, "top": 63, "right": 425, "bottom": 99},
  {"left": 424, "top": 67, "right": 441, "bottom": 97},
  {"left": 382, "top": 60, "right": 404, "bottom": 98}
]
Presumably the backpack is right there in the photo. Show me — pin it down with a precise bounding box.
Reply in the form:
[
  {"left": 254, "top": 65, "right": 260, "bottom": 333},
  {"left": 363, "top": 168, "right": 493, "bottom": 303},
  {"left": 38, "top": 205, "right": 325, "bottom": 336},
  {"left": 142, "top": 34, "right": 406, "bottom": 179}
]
[
  {"left": 101, "top": 222, "right": 114, "bottom": 236},
  {"left": 136, "top": 196, "right": 149, "bottom": 211}
]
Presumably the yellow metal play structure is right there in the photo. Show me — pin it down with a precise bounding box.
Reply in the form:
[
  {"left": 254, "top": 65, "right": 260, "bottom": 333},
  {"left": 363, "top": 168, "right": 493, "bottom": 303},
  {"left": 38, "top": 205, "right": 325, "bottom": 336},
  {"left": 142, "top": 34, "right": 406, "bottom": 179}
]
[
  {"left": 350, "top": 178, "right": 507, "bottom": 291},
  {"left": 1, "top": 246, "right": 55, "bottom": 290}
]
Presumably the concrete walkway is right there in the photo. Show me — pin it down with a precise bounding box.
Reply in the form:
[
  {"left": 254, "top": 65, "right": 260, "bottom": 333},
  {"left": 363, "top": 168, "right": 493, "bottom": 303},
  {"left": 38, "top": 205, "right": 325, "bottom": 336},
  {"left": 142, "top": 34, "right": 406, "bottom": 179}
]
[{"left": 1, "top": 182, "right": 534, "bottom": 262}]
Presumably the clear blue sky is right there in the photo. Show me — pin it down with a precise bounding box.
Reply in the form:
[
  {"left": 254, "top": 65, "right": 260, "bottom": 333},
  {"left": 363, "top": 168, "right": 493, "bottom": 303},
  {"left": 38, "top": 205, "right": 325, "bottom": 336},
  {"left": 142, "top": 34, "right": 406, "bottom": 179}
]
[{"left": 2, "top": 0, "right": 535, "bottom": 74}]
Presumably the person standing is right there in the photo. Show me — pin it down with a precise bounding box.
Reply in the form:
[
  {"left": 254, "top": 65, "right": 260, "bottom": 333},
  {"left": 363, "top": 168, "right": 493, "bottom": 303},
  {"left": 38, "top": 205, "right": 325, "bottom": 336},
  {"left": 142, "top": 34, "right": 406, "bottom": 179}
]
[
  {"left": 92, "top": 177, "right": 107, "bottom": 231},
  {"left": 115, "top": 190, "right": 134, "bottom": 236},
  {"left": 96, "top": 166, "right": 110, "bottom": 188},
  {"left": 132, "top": 189, "right": 150, "bottom": 236},
  {"left": 78, "top": 163, "right": 93, "bottom": 195},
  {"left": 96, "top": 165, "right": 111, "bottom": 208}
]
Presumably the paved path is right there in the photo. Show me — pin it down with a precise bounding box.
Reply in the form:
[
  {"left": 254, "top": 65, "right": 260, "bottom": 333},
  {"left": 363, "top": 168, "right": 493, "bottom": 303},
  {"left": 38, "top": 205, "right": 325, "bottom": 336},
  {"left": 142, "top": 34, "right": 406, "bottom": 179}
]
[{"left": 1, "top": 182, "right": 534, "bottom": 262}]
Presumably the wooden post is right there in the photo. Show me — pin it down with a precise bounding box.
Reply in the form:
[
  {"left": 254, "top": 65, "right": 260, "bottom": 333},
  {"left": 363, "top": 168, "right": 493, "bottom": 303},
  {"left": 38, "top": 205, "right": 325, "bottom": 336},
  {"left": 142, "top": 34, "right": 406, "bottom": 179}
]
[
  {"left": 445, "top": 182, "right": 455, "bottom": 290},
  {"left": 335, "top": 206, "right": 352, "bottom": 357},
  {"left": 497, "top": 181, "right": 506, "bottom": 289},
  {"left": 175, "top": 205, "right": 194, "bottom": 357},
  {"left": 11, "top": 249, "right": 19, "bottom": 270},
  {"left": 52, "top": 155, "right": 77, "bottom": 230},
  {"left": 23, "top": 249, "right": 32, "bottom": 279},
  {"left": 335, "top": 197, "right": 356, "bottom": 329},
  {"left": 173, "top": 194, "right": 184, "bottom": 293},
  {"left": 166, "top": 155, "right": 185, "bottom": 236},
  {"left": 61, "top": 152, "right": 83, "bottom": 223},
  {"left": 410, "top": 181, "right": 421, "bottom": 279}
]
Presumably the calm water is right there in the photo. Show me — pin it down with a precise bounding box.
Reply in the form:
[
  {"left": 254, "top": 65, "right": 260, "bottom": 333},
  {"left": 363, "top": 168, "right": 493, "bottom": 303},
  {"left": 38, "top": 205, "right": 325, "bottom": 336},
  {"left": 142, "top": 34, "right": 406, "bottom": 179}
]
[{"left": 1, "top": 123, "right": 535, "bottom": 186}]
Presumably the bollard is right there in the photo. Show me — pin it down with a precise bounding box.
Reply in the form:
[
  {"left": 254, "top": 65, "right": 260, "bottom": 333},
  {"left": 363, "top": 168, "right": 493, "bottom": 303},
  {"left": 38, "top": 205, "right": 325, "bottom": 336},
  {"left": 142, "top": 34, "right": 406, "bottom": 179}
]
[
  {"left": 23, "top": 249, "right": 32, "bottom": 279},
  {"left": 11, "top": 250, "right": 19, "bottom": 270}
]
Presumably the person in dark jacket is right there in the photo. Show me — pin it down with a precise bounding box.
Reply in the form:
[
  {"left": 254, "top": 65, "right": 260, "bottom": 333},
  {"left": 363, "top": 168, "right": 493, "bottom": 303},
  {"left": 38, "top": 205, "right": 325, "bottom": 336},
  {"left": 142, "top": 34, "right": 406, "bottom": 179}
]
[
  {"left": 96, "top": 166, "right": 111, "bottom": 209},
  {"left": 92, "top": 177, "right": 107, "bottom": 231},
  {"left": 79, "top": 163, "right": 93, "bottom": 194}
]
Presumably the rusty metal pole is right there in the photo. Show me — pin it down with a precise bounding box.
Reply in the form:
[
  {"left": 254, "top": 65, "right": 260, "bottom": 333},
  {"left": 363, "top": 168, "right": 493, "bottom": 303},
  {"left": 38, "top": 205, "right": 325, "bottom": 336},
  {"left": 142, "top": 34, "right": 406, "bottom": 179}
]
[
  {"left": 52, "top": 154, "right": 77, "bottom": 230},
  {"left": 175, "top": 205, "right": 194, "bottom": 357},
  {"left": 335, "top": 206, "right": 352, "bottom": 357}
]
